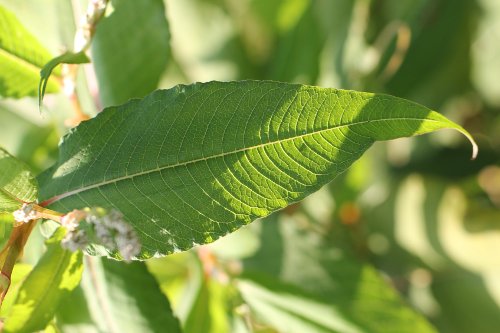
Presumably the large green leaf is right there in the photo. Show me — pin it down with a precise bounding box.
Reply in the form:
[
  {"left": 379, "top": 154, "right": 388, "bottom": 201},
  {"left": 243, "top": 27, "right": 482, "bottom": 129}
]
[
  {"left": 2, "top": 228, "right": 83, "bottom": 333},
  {"left": 0, "top": 4, "right": 58, "bottom": 98},
  {"left": 92, "top": 0, "right": 170, "bottom": 107},
  {"left": 60, "top": 257, "right": 182, "bottom": 333},
  {"left": 0, "top": 148, "right": 38, "bottom": 213},
  {"left": 38, "top": 81, "right": 476, "bottom": 259}
]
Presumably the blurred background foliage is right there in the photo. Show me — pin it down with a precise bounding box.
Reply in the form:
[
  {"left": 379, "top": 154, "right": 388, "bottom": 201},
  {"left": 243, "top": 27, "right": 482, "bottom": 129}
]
[{"left": 0, "top": 0, "right": 499, "bottom": 332}]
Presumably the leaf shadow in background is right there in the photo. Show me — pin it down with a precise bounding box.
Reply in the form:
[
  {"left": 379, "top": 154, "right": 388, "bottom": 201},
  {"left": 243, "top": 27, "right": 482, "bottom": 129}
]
[{"left": 366, "top": 175, "right": 500, "bottom": 333}]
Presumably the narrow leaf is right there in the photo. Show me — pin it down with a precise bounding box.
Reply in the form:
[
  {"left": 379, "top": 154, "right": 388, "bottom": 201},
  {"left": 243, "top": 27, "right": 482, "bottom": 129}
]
[
  {"left": 38, "top": 51, "right": 90, "bottom": 109},
  {"left": 55, "top": 285, "right": 100, "bottom": 333},
  {"left": 76, "top": 257, "right": 182, "bottom": 333},
  {"left": 0, "top": 148, "right": 38, "bottom": 214},
  {"left": 3, "top": 228, "right": 83, "bottom": 333},
  {"left": 38, "top": 81, "right": 477, "bottom": 259},
  {"left": 0, "top": 5, "right": 59, "bottom": 98},
  {"left": 0, "top": 263, "right": 32, "bottom": 317},
  {"left": 242, "top": 214, "right": 438, "bottom": 333},
  {"left": 184, "top": 279, "right": 229, "bottom": 333},
  {"left": 92, "top": 0, "right": 170, "bottom": 107},
  {"left": 238, "top": 276, "right": 359, "bottom": 333}
]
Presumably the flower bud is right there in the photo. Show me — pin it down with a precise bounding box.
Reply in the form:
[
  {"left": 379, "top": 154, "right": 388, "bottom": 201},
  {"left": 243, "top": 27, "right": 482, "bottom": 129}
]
[{"left": 12, "top": 203, "right": 38, "bottom": 223}]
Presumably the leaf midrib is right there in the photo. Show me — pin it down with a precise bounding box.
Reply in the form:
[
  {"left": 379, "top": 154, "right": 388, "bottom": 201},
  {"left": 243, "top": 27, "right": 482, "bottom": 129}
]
[
  {"left": 43, "top": 117, "right": 440, "bottom": 205},
  {"left": 0, "top": 46, "right": 45, "bottom": 76},
  {"left": 0, "top": 186, "right": 24, "bottom": 204},
  {"left": 0, "top": 46, "right": 62, "bottom": 87}
]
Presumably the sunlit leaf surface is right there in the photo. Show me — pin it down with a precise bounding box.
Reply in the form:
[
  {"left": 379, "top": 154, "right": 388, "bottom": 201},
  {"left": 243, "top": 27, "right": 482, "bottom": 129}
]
[
  {"left": 3, "top": 228, "right": 83, "bottom": 333},
  {"left": 38, "top": 81, "right": 476, "bottom": 259},
  {"left": 0, "top": 5, "right": 58, "bottom": 98},
  {"left": 0, "top": 148, "right": 38, "bottom": 213}
]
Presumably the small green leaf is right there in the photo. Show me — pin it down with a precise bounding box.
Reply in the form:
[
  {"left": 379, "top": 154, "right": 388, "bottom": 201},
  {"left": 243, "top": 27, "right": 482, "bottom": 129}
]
[
  {"left": 3, "top": 228, "right": 83, "bottom": 333},
  {"left": 0, "top": 4, "right": 59, "bottom": 98},
  {"left": 92, "top": 0, "right": 170, "bottom": 107},
  {"left": 38, "top": 51, "right": 90, "bottom": 109},
  {"left": 0, "top": 148, "right": 38, "bottom": 214},
  {"left": 70, "top": 257, "right": 182, "bottom": 333},
  {"left": 184, "top": 279, "right": 229, "bottom": 333},
  {"left": 38, "top": 81, "right": 477, "bottom": 259}
]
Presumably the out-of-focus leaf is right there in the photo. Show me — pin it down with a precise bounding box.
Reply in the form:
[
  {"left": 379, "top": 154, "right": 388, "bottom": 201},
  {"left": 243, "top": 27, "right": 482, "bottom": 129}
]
[
  {"left": 77, "top": 257, "right": 181, "bottom": 333},
  {"left": 268, "top": 3, "right": 326, "bottom": 84},
  {"left": 92, "top": 0, "right": 170, "bottom": 107},
  {"left": 0, "top": 0, "right": 76, "bottom": 53},
  {"left": 55, "top": 285, "right": 100, "bottom": 333},
  {"left": 251, "top": 0, "right": 310, "bottom": 33},
  {"left": 0, "top": 148, "right": 38, "bottom": 213},
  {"left": 38, "top": 51, "right": 90, "bottom": 108},
  {"left": 366, "top": 173, "right": 500, "bottom": 333},
  {"left": 44, "top": 321, "right": 59, "bottom": 333},
  {"left": 0, "top": 4, "right": 59, "bottom": 98},
  {"left": 38, "top": 81, "right": 477, "bottom": 259},
  {"left": 147, "top": 252, "right": 204, "bottom": 323},
  {"left": 432, "top": 269, "right": 500, "bottom": 333},
  {"left": 238, "top": 275, "right": 362, "bottom": 333},
  {"left": 0, "top": 263, "right": 31, "bottom": 317},
  {"left": 0, "top": 105, "right": 57, "bottom": 173},
  {"left": 184, "top": 279, "right": 229, "bottom": 333},
  {"left": 3, "top": 228, "right": 83, "bottom": 333},
  {"left": 0, "top": 213, "right": 14, "bottom": 247},
  {"left": 242, "top": 214, "right": 438, "bottom": 333},
  {"left": 472, "top": 0, "right": 500, "bottom": 107},
  {"left": 381, "top": 0, "right": 475, "bottom": 106}
]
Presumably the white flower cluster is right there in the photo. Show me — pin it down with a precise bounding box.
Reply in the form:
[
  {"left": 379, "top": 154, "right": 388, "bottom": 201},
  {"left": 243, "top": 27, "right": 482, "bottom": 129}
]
[
  {"left": 12, "top": 203, "right": 38, "bottom": 223},
  {"left": 61, "top": 208, "right": 141, "bottom": 261}
]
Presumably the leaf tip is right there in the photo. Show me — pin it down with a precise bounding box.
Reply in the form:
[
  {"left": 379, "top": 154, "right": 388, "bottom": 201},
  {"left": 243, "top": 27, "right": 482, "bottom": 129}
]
[
  {"left": 471, "top": 139, "right": 479, "bottom": 160},
  {"left": 460, "top": 128, "right": 478, "bottom": 160}
]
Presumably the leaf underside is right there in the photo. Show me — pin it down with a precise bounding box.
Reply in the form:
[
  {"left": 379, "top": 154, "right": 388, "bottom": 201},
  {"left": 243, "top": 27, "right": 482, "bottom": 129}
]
[{"left": 38, "top": 81, "right": 475, "bottom": 259}]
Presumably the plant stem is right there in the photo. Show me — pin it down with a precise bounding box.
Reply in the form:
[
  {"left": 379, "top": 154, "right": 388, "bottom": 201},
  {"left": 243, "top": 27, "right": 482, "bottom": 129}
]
[
  {"left": 0, "top": 220, "right": 38, "bottom": 307},
  {"left": 65, "top": 0, "right": 110, "bottom": 126}
]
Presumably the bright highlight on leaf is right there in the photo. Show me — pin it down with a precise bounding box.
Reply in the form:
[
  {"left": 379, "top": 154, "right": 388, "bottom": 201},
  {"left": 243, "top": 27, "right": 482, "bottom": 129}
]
[
  {"left": 0, "top": 148, "right": 38, "bottom": 214},
  {"left": 2, "top": 228, "right": 83, "bottom": 333},
  {"left": 38, "top": 81, "right": 477, "bottom": 259},
  {"left": 0, "top": 5, "right": 59, "bottom": 98}
]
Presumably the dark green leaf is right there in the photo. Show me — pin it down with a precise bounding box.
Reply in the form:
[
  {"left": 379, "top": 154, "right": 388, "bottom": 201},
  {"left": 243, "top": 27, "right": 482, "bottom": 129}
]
[
  {"left": 92, "top": 0, "right": 170, "bottom": 107},
  {"left": 38, "top": 81, "right": 476, "bottom": 259}
]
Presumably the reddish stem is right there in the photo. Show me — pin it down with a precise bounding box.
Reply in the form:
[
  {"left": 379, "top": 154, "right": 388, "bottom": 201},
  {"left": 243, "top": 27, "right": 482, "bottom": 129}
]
[{"left": 0, "top": 220, "right": 38, "bottom": 308}]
